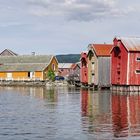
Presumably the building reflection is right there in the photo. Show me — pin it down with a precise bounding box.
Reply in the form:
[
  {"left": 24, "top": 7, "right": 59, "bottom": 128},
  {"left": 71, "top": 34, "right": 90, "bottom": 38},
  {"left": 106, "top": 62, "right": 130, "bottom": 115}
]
[
  {"left": 112, "top": 93, "right": 140, "bottom": 138},
  {"left": 0, "top": 86, "right": 58, "bottom": 102},
  {"left": 81, "top": 89, "right": 140, "bottom": 138},
  {"left": 81, "top": 89, "right": 111, "bottom": 134},
  {"left": 28, "top": 87, "right": 57, "bottom": 102}
]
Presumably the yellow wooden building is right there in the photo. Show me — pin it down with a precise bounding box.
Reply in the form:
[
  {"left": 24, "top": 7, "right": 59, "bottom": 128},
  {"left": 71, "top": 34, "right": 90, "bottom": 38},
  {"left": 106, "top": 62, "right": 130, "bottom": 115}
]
[{"left": 0, "top": 55, "right": 58, "bottom": 81}]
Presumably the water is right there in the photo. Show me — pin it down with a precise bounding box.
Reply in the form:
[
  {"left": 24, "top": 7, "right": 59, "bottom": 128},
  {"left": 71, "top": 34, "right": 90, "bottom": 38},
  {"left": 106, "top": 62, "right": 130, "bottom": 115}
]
[{"left": 0, "top": 87, "right": 140, "bottom": 140}]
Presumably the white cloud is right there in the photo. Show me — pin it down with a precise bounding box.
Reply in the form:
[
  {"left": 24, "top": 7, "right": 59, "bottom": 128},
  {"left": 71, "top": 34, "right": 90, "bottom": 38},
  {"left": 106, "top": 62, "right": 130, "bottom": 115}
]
[{"left": 27, "top": 0, "right": 134, "bottom": 21}]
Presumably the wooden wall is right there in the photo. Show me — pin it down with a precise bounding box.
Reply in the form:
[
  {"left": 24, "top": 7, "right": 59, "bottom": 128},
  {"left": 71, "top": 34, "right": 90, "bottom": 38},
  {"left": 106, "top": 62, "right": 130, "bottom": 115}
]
[{"left": 98, "top": 57, "right": 111, "bottom": 87}]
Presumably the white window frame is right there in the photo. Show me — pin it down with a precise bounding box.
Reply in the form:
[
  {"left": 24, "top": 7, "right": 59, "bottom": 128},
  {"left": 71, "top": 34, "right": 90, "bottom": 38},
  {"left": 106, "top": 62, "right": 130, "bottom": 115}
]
[
  {"left": 136, "top": 57, "right": 140, "bottom": 61},
  {"left": 135, "top": 70, "right": 140, "bottom": 74}
]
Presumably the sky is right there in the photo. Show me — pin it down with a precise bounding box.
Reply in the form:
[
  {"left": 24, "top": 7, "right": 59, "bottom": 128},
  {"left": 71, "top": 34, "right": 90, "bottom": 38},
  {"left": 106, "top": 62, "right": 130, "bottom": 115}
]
[{"left": 0, "top": 0, "right": 139, "bottom": 55}]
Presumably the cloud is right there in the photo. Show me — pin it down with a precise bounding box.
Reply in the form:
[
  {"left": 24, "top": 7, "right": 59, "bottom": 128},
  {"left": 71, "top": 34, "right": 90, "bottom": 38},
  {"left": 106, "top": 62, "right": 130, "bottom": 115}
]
[{"left": 27, "top": 0, "right": 133, "bottom": 21}]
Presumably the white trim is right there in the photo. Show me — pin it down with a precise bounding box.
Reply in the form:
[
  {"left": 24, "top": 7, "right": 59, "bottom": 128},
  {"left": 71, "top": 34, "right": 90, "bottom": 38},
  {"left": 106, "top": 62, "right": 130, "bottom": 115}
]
[
  {"left": 43, "top": 56, "right": 58, "bottom": 71},
  {"left": 135, "top": 70, "right": 140, "bottom": 74},
  {"left": 127, "top": 53, "right": 130, "bottom": 84},
  {"left": 136, "top": 57, "right": 140, "bottom": 61}
]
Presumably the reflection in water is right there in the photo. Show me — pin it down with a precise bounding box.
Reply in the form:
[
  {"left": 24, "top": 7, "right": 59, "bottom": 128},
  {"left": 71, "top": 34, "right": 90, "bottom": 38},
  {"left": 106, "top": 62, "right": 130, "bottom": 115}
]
[
  {"left": 81, "top": 89, "right": 140, "bottom": 139},
  {"left": 112, "top": 94, "right": 140, "bottom": 138},
  {"left": 0, "top": 86, "right": 58, "bottom": 102},
  {"left": 81, "top": 89, "right": 112, "bottom": 138},
  {"left": 1, "top": 86, "right": 140, "bottom": 139}
]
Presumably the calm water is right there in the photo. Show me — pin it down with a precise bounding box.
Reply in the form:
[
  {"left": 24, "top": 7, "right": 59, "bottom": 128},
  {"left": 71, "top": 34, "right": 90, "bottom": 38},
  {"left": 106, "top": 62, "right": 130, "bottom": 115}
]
[{"left": 0, "top": 87, "right": 140, "bottom": 140}]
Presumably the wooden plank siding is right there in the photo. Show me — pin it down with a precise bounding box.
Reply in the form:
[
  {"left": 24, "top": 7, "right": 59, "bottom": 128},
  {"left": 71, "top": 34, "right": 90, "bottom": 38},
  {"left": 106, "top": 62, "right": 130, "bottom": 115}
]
[
  {"left": 111, "top": 38, "right": 128, "bottom": 85},
  {"left": 129, "top": 52, "right": 140, "bottom": 85},
  {"left": 43, "top": 56, "right": 58, "bottom": 80},
  {"left": 80, "top": 52, "right": 88, "bottom": 84},
  {"left": 98, "top": 57, "right": 111, "bottom": 87},
  {"left": 88, "top": 52, "right": 98, "bottom": 85},
  {"left": 0, "top": 71, "right": 43, "bottom": 81},
  {"left": 87, "top": 44, "right": 112, "bottom": 88}
]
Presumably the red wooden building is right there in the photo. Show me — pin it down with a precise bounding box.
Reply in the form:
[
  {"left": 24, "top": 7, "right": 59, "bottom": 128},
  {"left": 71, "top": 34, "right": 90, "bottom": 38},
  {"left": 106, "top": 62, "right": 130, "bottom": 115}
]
[
  {"left": 111, "top": 37, "right": 140, "bottom": 91},
  {"left": 80, "top": 52, "right": 88, "bottom": 85}
]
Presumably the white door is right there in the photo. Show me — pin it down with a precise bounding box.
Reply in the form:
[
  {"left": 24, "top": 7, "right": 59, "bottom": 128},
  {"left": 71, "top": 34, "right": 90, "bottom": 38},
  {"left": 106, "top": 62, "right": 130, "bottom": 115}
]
[
  {"left": 30, "top": 72, "right": 34, "bottom": 79},
  {"left": 7, "top": 73, "right": 12, "bottom": 80}
]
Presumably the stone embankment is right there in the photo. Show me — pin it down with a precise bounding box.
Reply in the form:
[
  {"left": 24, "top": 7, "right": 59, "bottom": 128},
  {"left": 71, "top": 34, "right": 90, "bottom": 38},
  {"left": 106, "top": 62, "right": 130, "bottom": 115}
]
[{"left": 0, "top": 80, "right": 68, "bottom": 87}]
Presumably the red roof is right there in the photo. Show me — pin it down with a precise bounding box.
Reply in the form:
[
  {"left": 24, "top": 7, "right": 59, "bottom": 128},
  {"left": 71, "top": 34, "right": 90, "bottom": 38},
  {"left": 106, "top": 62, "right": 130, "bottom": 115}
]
[{"left": 91, "top": 44, "right": 113, "bottom": 56}]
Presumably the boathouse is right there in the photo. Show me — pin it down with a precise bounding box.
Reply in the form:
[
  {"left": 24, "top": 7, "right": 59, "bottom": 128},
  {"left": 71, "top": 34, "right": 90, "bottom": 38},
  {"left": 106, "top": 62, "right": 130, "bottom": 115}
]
[
  {"left": 0, "top": 55, "right": 58, "bottom": 81},
  {"left": 80, "top": 52, "right": 88, "bottom": 85},
  {"left": 58, "top": 63, "right": 73, "bottom": 78},
  {"left": 70, "top": 62, "right": 80, "bottom": 80},
  {"left": 111, "top": 37, "right": 140, "bottom": 92},
  {"left": 87, "top": 44, "right": 112, "bottom": 88}
]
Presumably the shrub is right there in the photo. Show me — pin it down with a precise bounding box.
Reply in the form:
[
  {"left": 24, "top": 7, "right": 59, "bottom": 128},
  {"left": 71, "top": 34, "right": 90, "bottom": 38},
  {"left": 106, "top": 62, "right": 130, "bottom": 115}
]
[{"left": 47, "top": 69, "right": 55, "bottom": 81}]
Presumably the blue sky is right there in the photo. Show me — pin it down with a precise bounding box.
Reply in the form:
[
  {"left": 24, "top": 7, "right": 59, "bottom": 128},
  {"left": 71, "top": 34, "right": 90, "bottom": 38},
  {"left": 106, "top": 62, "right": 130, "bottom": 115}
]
[{"left": 0, "top": 0, "right": 139, "bottom": 55}]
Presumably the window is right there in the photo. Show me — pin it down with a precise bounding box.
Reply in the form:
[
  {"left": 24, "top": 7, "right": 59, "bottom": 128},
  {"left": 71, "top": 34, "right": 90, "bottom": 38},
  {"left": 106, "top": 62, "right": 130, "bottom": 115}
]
[
  {"left": 52, "top": 64, "right": 55, "bottom": 71},
  {"left": 82, "top": 59, "right": 87, "bottom": 67},
  {"left": 117, "top": 71, "right": 120, "bottom": 74},
  {"left": 89, "top": 51, "right": 94, "bottom": 60},
  {"left": 114, "top": 46, "right": 121, "bottom": 57},
  {"left": 118, "top": 56, "right": 121, "bottom": 59},
  {"left": 136, "top": 70, "right": 140, "bottom": 74},
  {"left": 136, "top": 57, "right": 140, "bottom": 61}
]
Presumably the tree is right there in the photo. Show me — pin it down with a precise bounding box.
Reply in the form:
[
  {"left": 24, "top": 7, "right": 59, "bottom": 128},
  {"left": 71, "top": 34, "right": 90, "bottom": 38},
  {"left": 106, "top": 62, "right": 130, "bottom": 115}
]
[{"left": 47, "top": 69, "right": 55, "bottom": 81}]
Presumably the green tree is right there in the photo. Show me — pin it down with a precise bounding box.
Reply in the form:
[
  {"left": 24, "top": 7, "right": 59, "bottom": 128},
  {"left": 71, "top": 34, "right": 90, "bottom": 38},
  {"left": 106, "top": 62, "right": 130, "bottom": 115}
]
[{"left": 47, "top": 69, "right": 55, "bottom": 81}]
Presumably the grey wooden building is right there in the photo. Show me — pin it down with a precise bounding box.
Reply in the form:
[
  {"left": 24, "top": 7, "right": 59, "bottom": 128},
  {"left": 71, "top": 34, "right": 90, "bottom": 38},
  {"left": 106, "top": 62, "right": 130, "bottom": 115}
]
[{"left": 87, "top": 44, "right": 112, "bottom": 89}]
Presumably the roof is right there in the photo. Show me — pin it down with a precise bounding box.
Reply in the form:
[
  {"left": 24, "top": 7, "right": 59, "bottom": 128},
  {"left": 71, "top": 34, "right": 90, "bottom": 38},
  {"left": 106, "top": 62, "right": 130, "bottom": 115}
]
[
  {"left": 91, "top": 44, "right": 113, "bottom": 56},
  {"left": 0, "top": 55, "right": 54, "bottom": 72},
  {"left": 0, "top": 64, "right": 47, "bottom": 72},
  {"left": 0, "top": 49, "right": 18, "bottom": 56},
  {"left": 71, "top": 62, "right": 81, "bottom": 70},
  {"left": 0, "top": 55, "right": 53, "bottom": 64},
  {"left": 58, "top": 63, "right": 73, "bottom": 69},
  {"left": 115, "top": 37, "right": 140, "bottom": 52}
]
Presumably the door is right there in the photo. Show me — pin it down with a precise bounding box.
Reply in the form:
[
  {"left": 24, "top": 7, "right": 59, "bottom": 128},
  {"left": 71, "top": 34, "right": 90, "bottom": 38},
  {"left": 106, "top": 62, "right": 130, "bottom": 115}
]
[
  {"left": 28, "top": 72, "right": 34, "bottom": 79},
  {"left": 7, "top": 73, "right": 12, "bottom": 80}
]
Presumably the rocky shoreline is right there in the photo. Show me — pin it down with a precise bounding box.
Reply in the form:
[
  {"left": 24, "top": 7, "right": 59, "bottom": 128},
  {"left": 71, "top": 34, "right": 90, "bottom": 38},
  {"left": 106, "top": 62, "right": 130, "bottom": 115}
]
[{"left": 0, "top": 80, "right": 69, "bottom": 87}]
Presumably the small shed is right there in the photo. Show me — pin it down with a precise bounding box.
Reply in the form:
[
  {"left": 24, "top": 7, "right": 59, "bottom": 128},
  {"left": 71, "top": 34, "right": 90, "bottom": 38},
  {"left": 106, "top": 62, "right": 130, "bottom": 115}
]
[
  {"left": 87, "top": 44, "right": 112, "bottom": 88},
  {"left": 0, "top": 55, "right": 58, "bottom": 81},
  {"left": 80, "top": 52, "right": 88, "bottom": 85},
  {"left": 111, "top": 37, "right": 140, "bottom": 91}
]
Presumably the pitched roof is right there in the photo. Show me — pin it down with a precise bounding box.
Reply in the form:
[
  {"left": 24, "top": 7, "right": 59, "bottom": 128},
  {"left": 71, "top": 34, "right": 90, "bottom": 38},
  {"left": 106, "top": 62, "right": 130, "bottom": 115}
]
[
  {"left": 0, "top": 49, "right": 18, "bottom": 56},
  {"left": 0, "top": 55, "right": 54, "bottom": 72},
  {"left": 115, "top": 37, "right": 140, "bottom": 52},
  {"left": 58, "top": 63, "right": 73, "bottom": 69},
  {"left": 0, "top": 55, "right": 53, "bottom": 64},
  {"left": 71, "top": 62, "right": 81, "bottom": 70},
  {"left": 0, "top": 64, "right": 47, "bottom": 72},
  {"left": 91, "top": 44, "right": 113, "bottom": 56}
]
